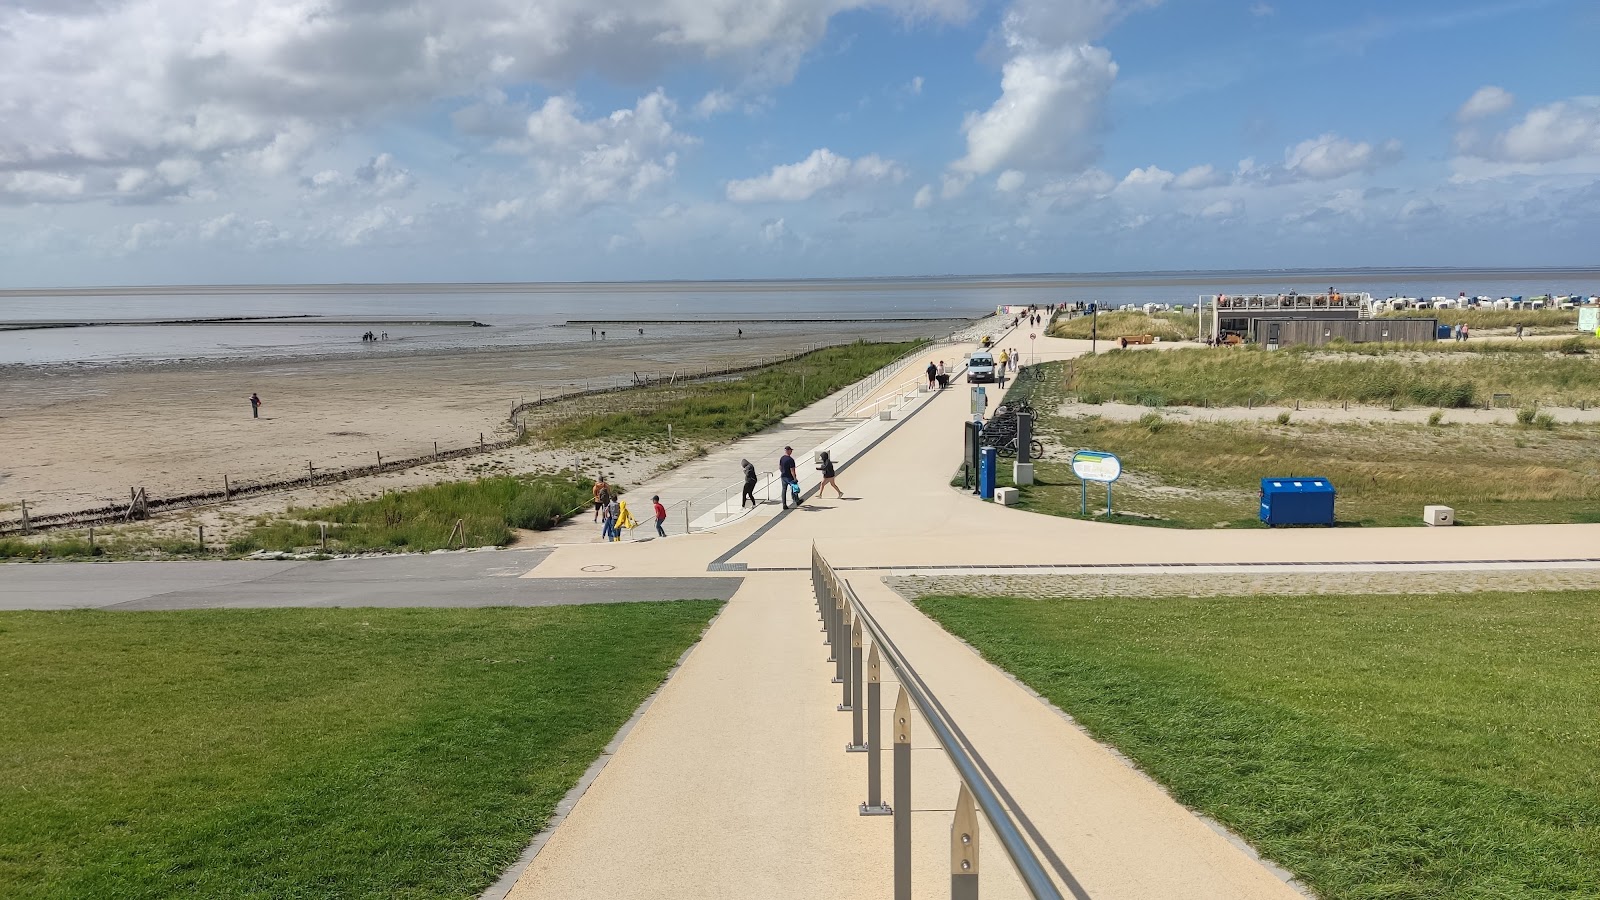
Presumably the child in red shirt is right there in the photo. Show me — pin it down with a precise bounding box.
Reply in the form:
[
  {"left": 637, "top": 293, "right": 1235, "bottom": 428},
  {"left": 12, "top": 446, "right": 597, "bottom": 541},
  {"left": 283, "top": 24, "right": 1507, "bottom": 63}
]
[{"left": 652, "top": 495, "right": 668, "bottom": 538}]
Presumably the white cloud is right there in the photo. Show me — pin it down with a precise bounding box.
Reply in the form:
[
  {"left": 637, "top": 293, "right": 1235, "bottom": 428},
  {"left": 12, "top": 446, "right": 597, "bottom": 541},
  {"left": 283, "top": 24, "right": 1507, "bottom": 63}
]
[
  {"left": 1457, "top": 86, "right": 1514, "bottom": 122},
  {"left": 950, "top": 0, "right": 1125, "bottom": 176},
  {"left": 941, "top": 173, "right": 973, "bottom": 199},
  {"left": 693, "top": 89, "right": 738, "bottom": 119},
  {"left": 1249, "top": 2, "right": 1275, "bottom": 16},
  {"left": 1489, "top": 97, "right": 1600, "bottom": 163},
  {"left": 996, "top": 170, "right": 1027, "bottom": 192},
  {"left": 1282, "top": 133, "right": 1402, "bottom": 181},
  {"left": 301, "top": 154, "right": 415, "bottom": 201},
  {"left": 909, "top": 76, "right": 925, "bottom": 95},
  {"left": 0, "top": 0, "right": 972, "bottom": 206},
  {"left": 1172, "top": 164, "right": 1227, "bottom": 190},
  {"left": 1032, "top": 167, "right": 1116, "bottom": 210},
  {"left": 1119, "top": 165, "right": 1173, "bottom": 189},
  {"left": 726, "top": 148, "right": 906, "bottom": 203},
  {"left": 913, "top": 184, "right": 935, "bottom": 208},
  {"left": 1, "top": 171, "right": 87, "bottom": 203},
  {"left": 1200, "top": 199, "right": 1240, "bottom": 218},
  {"left": 490, "top": 90, "right": 692, "bottom": 215}
]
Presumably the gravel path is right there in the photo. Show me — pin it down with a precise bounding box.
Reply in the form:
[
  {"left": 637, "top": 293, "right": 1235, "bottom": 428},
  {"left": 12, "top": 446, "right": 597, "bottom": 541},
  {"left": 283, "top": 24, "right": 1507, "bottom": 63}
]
[{"left": 886, "top": 568, "right": 1600, "bottom": 601}]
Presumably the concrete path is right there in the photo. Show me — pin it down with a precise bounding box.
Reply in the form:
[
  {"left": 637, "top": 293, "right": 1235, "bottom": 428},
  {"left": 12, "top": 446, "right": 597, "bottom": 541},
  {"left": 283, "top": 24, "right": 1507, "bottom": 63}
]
[{"left": 0, "top": 549, "right": 740, "bottom": 610}]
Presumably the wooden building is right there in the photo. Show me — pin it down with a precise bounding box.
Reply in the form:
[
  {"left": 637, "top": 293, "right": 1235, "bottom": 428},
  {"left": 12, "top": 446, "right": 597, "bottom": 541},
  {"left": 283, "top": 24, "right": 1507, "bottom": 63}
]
[{"left": 1252, "top": 317, "right": 1439, "bottom": 348}]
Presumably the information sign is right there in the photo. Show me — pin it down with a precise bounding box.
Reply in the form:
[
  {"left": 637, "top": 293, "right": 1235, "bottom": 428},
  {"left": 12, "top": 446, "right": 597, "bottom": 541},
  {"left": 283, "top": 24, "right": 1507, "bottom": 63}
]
[{"left": 1070, "top": 450, "right": 1122, "bottom": 483}]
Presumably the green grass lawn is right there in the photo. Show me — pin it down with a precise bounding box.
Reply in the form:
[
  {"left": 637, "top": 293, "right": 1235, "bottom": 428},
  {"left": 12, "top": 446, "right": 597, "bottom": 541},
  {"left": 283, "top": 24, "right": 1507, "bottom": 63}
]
[
  {"left": 917, "top": 591, "right": 1600, "bottom": 899},
  {"left": 0, "top": 602, "right": 721, "bottom": 899}
]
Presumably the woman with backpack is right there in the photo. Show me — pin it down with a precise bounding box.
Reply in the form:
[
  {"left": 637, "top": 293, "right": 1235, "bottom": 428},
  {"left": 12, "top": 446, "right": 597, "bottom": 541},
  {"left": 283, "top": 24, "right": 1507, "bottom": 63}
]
[{"left": 816, "top": 451, "right": 844, "bottom": 499}]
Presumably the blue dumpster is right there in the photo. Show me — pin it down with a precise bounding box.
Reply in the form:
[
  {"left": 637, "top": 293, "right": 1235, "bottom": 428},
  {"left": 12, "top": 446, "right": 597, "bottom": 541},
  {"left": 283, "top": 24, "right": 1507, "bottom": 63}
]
[
  {"left": 1259, "top": 477, "right": 1335, "bottom": 527},
  {"left": 1437, "top": 324, "right": 1453, "bottom": 340}
]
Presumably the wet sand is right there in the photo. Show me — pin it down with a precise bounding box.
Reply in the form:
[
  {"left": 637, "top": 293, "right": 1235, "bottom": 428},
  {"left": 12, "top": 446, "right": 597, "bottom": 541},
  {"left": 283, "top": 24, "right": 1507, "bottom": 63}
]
[{"left": 0, "top": 323, "right": 939, "bottom": 516}]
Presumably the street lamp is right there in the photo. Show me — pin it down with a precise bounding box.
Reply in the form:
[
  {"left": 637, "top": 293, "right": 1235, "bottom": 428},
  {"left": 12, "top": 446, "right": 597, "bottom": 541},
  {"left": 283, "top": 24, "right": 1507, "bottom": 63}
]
[{"left": 1089, "top": 303, "right": 1098, "bottom": 354}]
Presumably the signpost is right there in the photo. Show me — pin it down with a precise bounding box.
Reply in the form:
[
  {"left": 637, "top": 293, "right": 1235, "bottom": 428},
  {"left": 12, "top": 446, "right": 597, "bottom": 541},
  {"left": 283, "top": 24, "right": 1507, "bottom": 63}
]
[
  {"left": 1087, "top": 303, "right": 1099, "bottom": 354},
  {"left": 1070, "top": 449, "right": 1122, "bottom": 517},
  {"left": 970, "top": 386, "right": 987, "bottom": 423}
]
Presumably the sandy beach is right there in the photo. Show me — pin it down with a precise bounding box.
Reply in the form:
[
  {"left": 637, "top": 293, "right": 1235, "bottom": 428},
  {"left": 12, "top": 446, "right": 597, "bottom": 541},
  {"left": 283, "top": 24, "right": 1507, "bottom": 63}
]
[{"left": 0, "top": 323, "right": 939, "bottom": 519}]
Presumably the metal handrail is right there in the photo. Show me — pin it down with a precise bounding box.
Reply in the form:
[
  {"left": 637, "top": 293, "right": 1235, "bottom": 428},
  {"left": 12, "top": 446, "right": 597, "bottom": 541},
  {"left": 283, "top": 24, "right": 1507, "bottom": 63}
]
[{"left": 812, "top": 548, "right": 1065, "bottom": 900}]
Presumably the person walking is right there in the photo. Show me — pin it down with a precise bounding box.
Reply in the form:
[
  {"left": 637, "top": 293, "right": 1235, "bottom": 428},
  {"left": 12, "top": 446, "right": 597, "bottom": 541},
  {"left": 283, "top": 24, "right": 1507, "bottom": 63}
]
[
  {"left": 936, "top": 360, "right": 948, "bottom": 389},
  {"left": 741, "top": 459, "right": 759, "bottom": 507},
  {"left": 779, "top": 445, "right": 799, "bottom": 509},
  {"left": 926, "top": 360, "right": 937, "bottom": 389},
  {"left": 592, "top": 476, "right": 610, "bottom": 522},
  {"left": 1515, "top": 322, "right": 1524, "bottom": 340},
  {"left": 249, "top": 392, "right": 262, "bottom": 418},
  {"left": 652, "top": 495, "right": 667, "bottom": 537},
  {"left": 998, "top": 348, "right": 1009, "bottom": 371},
  {"left": 602, "top": 495, "right": 620, "bottom": 541},
  {"left": 816, "top": 451, "right": 844, "bottom": 498}
]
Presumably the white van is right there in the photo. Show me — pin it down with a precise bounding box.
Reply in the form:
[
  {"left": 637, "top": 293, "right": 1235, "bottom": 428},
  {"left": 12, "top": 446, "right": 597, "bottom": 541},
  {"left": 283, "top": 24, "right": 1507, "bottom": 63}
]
[{"left": 967, "top": 352, "right": 996, "bottom": 383}]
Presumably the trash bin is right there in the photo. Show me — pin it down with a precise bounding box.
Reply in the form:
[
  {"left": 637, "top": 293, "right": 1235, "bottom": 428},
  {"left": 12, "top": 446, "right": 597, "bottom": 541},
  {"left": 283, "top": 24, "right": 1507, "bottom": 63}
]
[
  {"left": 1437, "top": 324, "right": 1453, "bottom": 340},
  {"left": 1259, "top": 477, "right": 1335, "bottom": 527},
  {"left": 979, "top": 447, "right": 997, "bottom": 500}
]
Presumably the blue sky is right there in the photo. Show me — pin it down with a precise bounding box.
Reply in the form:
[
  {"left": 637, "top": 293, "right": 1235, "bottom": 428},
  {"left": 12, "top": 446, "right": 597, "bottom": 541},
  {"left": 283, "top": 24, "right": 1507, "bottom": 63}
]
[{"left": 0, "top": 0, "right": 1595, "bottom": 286}]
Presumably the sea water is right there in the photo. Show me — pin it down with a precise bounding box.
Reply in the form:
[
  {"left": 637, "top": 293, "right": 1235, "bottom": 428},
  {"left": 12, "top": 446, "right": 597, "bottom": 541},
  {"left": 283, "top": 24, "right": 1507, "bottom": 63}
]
[{"left": 2, "top": 267, "right": 1594, "bottom": 368}]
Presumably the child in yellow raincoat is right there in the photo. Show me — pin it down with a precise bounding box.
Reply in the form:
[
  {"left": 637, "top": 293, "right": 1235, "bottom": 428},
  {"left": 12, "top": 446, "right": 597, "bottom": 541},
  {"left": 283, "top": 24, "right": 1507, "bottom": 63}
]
[{"left": 612, "top": 499, "right": 638, "bottom": 541}]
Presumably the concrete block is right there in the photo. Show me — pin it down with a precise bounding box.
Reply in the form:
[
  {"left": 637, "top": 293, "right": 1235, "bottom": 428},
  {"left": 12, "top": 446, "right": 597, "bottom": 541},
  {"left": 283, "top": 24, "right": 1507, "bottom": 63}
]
[
  {"left": 1012, "top": 462, "right": 1035, "bottom": 486},
  {"left": 1424, "top": 505, "right": 1455, "bottom": 526},
  {"left": 878, "top": 410, "right": 893, "bottom": 421},
  {"left": 995, "top": 486, "right": 1020, "bottom": 506}
]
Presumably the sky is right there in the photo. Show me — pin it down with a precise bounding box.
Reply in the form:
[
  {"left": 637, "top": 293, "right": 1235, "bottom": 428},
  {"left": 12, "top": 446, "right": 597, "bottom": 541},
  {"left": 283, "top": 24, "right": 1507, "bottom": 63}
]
[{"left": 1, "top": 0, "right": 1596, "bottom": 287}]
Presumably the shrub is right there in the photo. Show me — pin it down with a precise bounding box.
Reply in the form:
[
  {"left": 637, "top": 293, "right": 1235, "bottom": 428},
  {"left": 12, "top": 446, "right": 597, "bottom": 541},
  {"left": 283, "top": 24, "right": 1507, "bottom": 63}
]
[
  {"left": 1534, "top": 413, "right": 1557, "bottom": 430},
  {"left": 1275, "top": 411, "right": 1292, "bottom": 425},
  {"left": 1427, "top": 411, "right": 1444, "bottom": 427},
  {"left": 1558, "top": 337, "right": 1588, "bottom": 355},
  {"left": 1079, "top": 391, "right": 1104, "bottom": 405},
  {"left": 1138, "top": 412, "right": 1167, "bottom": 433},
  {"left": 1516, "top": 406, "right": 1538, "bottom": 426}
]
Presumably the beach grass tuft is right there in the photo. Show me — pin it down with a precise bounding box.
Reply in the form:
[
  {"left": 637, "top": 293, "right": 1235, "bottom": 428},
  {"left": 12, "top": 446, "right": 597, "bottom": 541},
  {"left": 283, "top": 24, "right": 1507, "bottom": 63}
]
[
  {"left": 915, "top": 590, "right": 1600, "bottom": 900},
  {"left": 232, "top": 473, "right": 593, "bottom": 554},
  {"left": 0, "top": 602, "right": 722, "bottom": 899},
  {"left": 1048, "top": 310, "right": 1197, "bottom": 342}
]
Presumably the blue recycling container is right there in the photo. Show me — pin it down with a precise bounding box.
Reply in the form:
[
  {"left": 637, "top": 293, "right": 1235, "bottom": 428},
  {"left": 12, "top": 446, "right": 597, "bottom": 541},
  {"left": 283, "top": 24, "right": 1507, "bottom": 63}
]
[
  {"left": 1437, "top": 324, "right": 1453, "bottom": 339},
  {"left": 1259, "top": 477, "right": 1335, "bottom": 527},
  {"left": 979, "top": 447, "right": 997, "bottom": 500}
]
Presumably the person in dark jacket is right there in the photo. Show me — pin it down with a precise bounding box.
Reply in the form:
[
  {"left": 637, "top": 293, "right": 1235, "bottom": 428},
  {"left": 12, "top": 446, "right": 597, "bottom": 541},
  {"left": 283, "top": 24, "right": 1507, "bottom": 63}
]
[
  {"left": 778, "top": 446, "right": 799, "bottom": 509},
  {"left": 816, "top": 450, "right": 844, "bottom": 498},
  {"left": 925, "top": 360, "right": 937, "bottom": 389},
  {"left": 741, "top": 459, "right": 759, "bottom": 507}
]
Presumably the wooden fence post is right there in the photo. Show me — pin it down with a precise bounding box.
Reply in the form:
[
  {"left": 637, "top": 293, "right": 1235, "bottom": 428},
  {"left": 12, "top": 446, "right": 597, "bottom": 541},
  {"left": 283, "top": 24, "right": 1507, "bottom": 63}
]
[
  {"left": 223, "top": 475, "right": 231, "bottom": 499},
  {"left": 197, "top": 525, "right": 205, "bottom": 553},
  {"left": 320, "top": 522, "right": 328, "bottom": 553},
  {"left": 19, "top": 499, "right": 28, "bottom": 534}
]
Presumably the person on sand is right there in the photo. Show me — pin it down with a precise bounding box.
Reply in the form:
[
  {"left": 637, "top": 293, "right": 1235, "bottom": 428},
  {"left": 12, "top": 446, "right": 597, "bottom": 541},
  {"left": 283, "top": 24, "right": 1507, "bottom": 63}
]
[
  {"left": 779, "top": 445, "right": 800, "bottom": 510},
  {"left": 926, "top": 360, "right": 937, "bottom": 389},
  {"left": 592, "top": 476, "right": 610, "bottom": 522},
  {"left": 249, "top": 392, "right": 262, "bottom": 418},
  {"left": 816, "top": 451, "right": 844, "bottom": 499},
  {"left": 652, "top": 495, "right": 667, "bottom": 537},
  {"left": 741, "top": 459, "right": 759, "bottom": 507},
  {"left": 1515, "top": 322, "right": 1524, "bottom": 340}
]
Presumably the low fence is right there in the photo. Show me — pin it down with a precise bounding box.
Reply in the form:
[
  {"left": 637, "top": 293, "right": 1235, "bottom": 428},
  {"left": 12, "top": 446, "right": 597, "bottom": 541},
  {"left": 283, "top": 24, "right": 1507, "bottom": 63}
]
[
  {"left": 812, "top": 548, "right": 1064, "bottom": 899},
  {"left": 0, "top": 342, "right": 861, "bottom": 538}
]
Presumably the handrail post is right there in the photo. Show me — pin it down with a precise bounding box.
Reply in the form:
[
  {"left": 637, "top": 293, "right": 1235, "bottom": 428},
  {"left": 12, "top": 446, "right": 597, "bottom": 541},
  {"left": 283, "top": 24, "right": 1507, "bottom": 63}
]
[
  {"left": 894, "top": 686, "right": 912, "bottom": 900},
  {"left": 832, "top": 595, "right": 847, "bottom": 683},
  {"left": 837, "top": 607, "right": 854, "bottom": 709},
  {"left": 846, "top": 620, "right": 866, "bottom": 749},
  {"left": 952, "top": 782, "right": 980, "bottom": 900},
  {"left": 860, "top": 643, "right": 889, "bottom": 812}
]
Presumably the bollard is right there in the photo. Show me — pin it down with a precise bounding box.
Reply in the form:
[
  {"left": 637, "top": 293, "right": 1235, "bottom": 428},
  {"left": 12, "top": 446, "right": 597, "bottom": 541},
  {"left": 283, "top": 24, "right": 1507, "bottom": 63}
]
[
  {"left": 860, "top": 643, "right": 890, "bottom": 811},
  {"left": 319, "top": 522, "right": 328, "bottom": 553},
  {"left": 19, "top": 499, "right": 29, "bottom": 534},
  {"left": 197, "top": 525, "right": 205, "bottom": 553},
  {"left": 893, "top": 686, "right": 912, "bottom": 900},
  {"left": 88, "top": 527, "right": 95, "bottom": 553},
  {"left": 837, "top": 606, "right": 853, "bottom": 710},
  {"left": 223, "top": 474, "right": 231, "bottom": 500},
  {"left": 951, "top": 783, "right": 980, "bottom": 899},
  {"left": 846, "top": 621, "right": 866, "bottom": 750}
]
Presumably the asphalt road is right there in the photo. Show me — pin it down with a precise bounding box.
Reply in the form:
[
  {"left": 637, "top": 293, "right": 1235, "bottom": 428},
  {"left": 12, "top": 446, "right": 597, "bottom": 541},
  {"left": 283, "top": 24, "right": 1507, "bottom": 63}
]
[{"left": 0, "top": 550, "right": 741, "bottom": 611}]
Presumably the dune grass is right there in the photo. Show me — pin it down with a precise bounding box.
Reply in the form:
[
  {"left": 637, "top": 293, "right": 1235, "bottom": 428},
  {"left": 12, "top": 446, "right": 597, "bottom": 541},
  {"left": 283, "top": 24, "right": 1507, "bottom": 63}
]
[
  {"left": 547, "top": 340, "right": 925, "bottom": 443},
  {"left": 1064, "top": 348, "right": 1600, "bottom": 408},
  {"left": 1382, "top": 308, "right": 1578, "bottom": 330},
  {"left": 233, "top": 473, "right": 594, "bottom": 554},
  {"left": 0, "top": 602, "right": 722, "bottom": 900},
  {"left": 916, "top": 590, "right": 1600, "bottom": 900},
  {"left": 1048, "top": 310, "right": 1197, "bottom": 342}
]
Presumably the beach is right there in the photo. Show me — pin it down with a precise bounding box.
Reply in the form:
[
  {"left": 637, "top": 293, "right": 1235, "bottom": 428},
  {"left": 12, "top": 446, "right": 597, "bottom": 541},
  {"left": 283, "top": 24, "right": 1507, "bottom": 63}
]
[{"left": 0, "top": 322, "right": 940, "bottom": 519}]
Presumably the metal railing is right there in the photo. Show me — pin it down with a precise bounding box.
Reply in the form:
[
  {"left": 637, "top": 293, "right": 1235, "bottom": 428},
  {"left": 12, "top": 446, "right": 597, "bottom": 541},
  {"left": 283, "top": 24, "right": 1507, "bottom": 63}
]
[
  {"left": 832, "top": 343, "right": 937, "bottom": 417},
  {"left": 811, "top": 548, "right": 1066, "bottom": 900}
]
